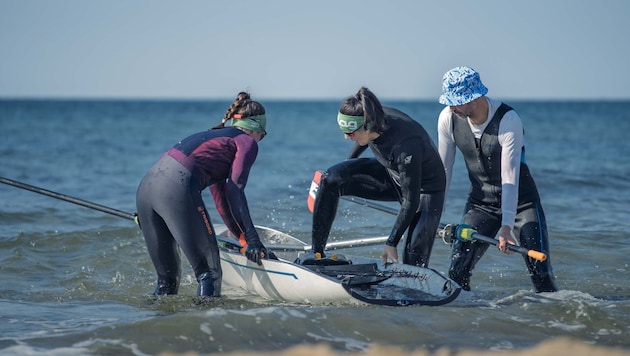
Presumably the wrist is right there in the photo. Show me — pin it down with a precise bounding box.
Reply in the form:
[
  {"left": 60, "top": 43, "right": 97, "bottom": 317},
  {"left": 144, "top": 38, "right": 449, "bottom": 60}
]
[{"left": 385, "top": 239, "right": 398, "bottom": 247}]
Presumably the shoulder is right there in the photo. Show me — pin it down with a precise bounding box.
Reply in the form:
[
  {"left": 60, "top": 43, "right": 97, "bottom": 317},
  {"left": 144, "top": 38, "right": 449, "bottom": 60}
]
[
  {"left": 488, "top": 98, "right": 520, "bottom": 120},
  {"left": 438, "top": 106, "right": 452, "bottom": 121},
  {"left": 234, "top": 130, "right": 257, "bottom": 144},
  {"left": 437, "top": 106, "right": 453, "bottom": 132},
  {"left": 383, "top": 107, "right": 424, "bottom": 130},
  {"left": 494, "top": 102, "right": 523, "bottom": 132},
  {"left": 384, "top": 107, "right": 412, "bottom": 122}
]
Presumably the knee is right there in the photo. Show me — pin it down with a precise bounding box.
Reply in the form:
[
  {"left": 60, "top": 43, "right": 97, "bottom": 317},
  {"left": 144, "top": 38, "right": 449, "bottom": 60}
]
[{"left": 321, "top": 167, "right": 345, "bottom": 187}]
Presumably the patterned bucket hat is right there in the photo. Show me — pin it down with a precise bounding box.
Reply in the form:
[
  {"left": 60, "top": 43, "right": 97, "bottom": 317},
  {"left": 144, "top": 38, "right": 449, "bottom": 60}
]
[{"left": 438, "top": 66, "right": 488, "bottom": 106}]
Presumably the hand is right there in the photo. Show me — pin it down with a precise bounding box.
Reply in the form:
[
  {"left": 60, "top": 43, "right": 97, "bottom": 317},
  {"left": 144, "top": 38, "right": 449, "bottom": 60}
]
[
  {"left": 245, "top": 239, "right": 267, "bottom": 265},
  {"left": 497, "top": 225, "right": 517, "bottom": 255},
  {"left": 381, "top": 245, "right": 399, "bottom": 266}
]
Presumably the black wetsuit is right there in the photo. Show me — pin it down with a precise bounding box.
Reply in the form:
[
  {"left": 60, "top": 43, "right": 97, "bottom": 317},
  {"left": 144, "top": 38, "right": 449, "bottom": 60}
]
[
  {"left": 312, "top": 107, "right": 446, "bottom": 267},
  {"left": 136, "top": 127, "right": 259, "bottom": 296}
]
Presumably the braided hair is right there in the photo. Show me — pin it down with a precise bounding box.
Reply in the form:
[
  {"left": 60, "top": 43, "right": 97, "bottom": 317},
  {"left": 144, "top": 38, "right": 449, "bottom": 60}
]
[{"left": 212, "top": 92, "right": 266, "bottom": 130}]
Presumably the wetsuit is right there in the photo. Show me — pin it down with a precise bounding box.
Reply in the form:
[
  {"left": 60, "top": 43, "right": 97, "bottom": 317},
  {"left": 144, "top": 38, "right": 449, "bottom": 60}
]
[
  {"left": 312, "top": 107, "right": 446, "bottom": 267},
  {"left": 438, "top": 97, "right": 558, "bottom": 292},
  {"left": 136, "top": 127, "right": 259, "bottom": 296}
]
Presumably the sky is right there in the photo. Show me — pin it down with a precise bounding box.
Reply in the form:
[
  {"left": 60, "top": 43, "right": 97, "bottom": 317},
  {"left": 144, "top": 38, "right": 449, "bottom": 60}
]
[{"left": 1, "top": 0, "right": 629, "bottom": 100}]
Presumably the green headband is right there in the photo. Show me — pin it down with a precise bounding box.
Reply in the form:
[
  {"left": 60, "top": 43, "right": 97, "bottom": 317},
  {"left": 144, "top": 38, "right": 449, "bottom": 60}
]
[
  {"left": 231, "top": 114, "right": 267, "bottom": 133},
  {"left": 337, "top": 112, "right": 367, "bottom": 134}
]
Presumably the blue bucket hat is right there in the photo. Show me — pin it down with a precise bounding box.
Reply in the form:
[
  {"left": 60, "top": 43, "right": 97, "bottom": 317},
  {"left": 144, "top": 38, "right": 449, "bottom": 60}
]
[{"left": 438, "top": 66, "right": 488, "bottom": 106}]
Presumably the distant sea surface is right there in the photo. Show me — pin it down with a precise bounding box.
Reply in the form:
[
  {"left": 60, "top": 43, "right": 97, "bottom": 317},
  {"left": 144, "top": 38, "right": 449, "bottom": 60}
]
[{"left": 1, "top": 99, "right": 629, "bottom": 355}]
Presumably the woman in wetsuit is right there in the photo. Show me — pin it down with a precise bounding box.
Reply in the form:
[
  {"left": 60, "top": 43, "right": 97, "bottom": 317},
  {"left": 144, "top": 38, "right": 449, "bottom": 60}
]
[
  {"left": 136, "top": 92, "right": 268, "bottom": 297},
  {"left": 311, "top": 87, "right": 446, "bottom": 268}
]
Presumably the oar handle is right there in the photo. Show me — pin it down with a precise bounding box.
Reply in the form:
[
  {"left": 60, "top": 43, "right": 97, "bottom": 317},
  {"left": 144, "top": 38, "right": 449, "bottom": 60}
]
[
  {"left": 519, "top": 248, "right": 547, "bottom": 262},
  {"left": 455, "top": 225, "right": 547, "bottom": 262}
]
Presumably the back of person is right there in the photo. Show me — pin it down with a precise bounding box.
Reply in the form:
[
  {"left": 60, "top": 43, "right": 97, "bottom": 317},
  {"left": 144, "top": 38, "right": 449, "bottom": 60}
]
[{"left": 136, "top": 91, "right": 270, "bottom": 297}]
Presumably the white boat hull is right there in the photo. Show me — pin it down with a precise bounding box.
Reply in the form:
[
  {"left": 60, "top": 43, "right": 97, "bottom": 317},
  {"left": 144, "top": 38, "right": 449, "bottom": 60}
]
[
  {"left": 220, "top": 247, "right": 358, "bottom": 304},
  {"left": 215, "top": 225, "right": 460, "bottom": 306}
]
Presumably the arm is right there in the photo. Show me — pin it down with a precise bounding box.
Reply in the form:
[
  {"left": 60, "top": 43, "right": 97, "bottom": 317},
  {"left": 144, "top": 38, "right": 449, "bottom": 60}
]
[
  {"left": 225, "top": 135, "right": 259, "bottom": 242},
  {"left": 225, "top": 135, "right": 268, "bottom": 264},
  {"left": 497, "top": 110, "right": 524, "bottom": 229},
  {"left": 437, "top": 107, "right": 456, "bottom": 203},
  {"left": 496, "top": 110, "right": 524, "bottom": 252},
  {"left": 210, "top": 182, "right": 241, "bottom": 237},
  {"left": 348, "top": 142, "right": 369, "bottom": 159},
  {"left": 385, "top": 138, "right": 424, "bottom": 247}
]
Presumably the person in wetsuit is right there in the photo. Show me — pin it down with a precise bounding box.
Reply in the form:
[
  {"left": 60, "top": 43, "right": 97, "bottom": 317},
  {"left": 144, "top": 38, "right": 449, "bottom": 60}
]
[
  {"left": 136, "top": 92, "right": 269, "bottom": 297},
  {"left": 311, "top": 87, "right": 446, "bottom": 267},
  {"left": 437, "top": 66, "right": 558, "bottom": 293}
]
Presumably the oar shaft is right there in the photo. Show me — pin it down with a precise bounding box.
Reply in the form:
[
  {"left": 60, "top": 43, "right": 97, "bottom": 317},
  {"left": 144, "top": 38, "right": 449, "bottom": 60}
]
[
  {"left": 342, "top": 198, "right": 549, "bottom": 261},
  {"left": 324, "top": 236, "right": 388, "bottom": 250},
  {"left": 342, "top": 196, "right": 398, "bottom": 215},
  {"left": 0, "top": 176, "right": 136, "bottom": 221}
]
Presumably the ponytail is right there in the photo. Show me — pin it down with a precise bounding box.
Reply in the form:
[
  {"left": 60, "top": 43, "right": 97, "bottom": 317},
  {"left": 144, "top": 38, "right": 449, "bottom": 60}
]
[
  {"left": 339, "top": 87, "right": 387, "bottom": 134},
  {"left": 211, "top": 91, "right": 265, "bottom": 130}
]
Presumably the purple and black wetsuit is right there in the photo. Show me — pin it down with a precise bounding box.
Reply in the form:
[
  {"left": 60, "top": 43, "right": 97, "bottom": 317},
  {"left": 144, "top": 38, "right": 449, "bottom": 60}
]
[{"left": 136, "top": 127, "right": 259, "bottom": 296}]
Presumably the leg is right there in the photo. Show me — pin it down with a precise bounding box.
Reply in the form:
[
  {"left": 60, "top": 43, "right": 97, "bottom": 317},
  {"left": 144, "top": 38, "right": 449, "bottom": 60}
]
[
  {"left": 139, "top": 156, "right": 222, "bottom": 297},
  {"left": 158, "top": 175, "right": 222, "bottom": 297},
  {"left": 136, "top": 172, "right": 181, "bottom": 295},
  {"left": 403, "top": 191, "right": 445, "bottom": 267},
  {"left": 312, "top": 158, "right": 398, "bottom": 254},
  {"left": 448, "top": 202, "right": 500, "bottom": 291},
  {"left": 514, "top": 201, "right": 558, "bottom": 293}
]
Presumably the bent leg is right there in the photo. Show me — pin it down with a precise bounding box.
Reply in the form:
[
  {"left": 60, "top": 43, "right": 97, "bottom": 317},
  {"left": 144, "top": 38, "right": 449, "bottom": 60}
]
[
  {"left": 312, "top": 158, "right": 398, "bottom": 254},
  {"left": 448, "top": 203, "right": 500, "bottom": 291}
]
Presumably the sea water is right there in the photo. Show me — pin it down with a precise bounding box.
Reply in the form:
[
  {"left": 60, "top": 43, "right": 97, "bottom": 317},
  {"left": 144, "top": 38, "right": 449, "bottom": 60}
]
[{"left": 1, "top": 99, "right": 629, "bottom": 355}]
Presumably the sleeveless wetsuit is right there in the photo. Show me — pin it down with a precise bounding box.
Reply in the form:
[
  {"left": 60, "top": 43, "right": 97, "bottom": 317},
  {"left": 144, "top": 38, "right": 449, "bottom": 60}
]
[
  {"left": 439, "top": 99, "right": 558, "bottom": 292},
  {"left": 136, "top": 127, "right": 259, "bottom": 296},
  {"left": 312, "top": 107, "right": 446, "bottom": 267}
]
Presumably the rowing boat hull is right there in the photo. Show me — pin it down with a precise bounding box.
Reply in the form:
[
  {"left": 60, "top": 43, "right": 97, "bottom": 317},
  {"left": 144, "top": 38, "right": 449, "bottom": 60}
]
[
  {"left": 216, "top": 225, "right": 357, "bottom": 304},
  {"left": 220, "top": 247, "right": 358, "bottom": 304},
  {"left": 215, "top": 225, "right": 461, "bottom": 306}
]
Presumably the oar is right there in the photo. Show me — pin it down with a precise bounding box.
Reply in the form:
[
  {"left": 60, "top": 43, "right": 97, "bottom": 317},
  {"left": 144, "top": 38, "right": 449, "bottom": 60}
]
[
  {"left": 257, "top": 235, "right": 390, "bottom": 252},
  {"left": 0, "top": 176, "right": 137, "bottom": 222},
  {"left": 343, "top": 197, "right": 547, "bottom": 261},
  {"left": 334, "top": 196, "right": 548, "bottom": 261},
  {"left": 444, "top": 224, "right": 547, "bottom": 262},
  {"left": 0, "top": 175, "right": 383, "bottom": 253},
  {"left": 341, "top": 196, "right": 398, "bottom": 215}
]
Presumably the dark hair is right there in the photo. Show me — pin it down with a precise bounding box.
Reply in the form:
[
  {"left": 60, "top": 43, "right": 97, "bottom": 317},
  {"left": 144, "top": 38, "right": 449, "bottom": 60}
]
[
  {"left": 212, "top": 91, "right": 266, "bottom": 129},
  {"left": 338, "top": 87, "right": 387, "bottom": 134}
]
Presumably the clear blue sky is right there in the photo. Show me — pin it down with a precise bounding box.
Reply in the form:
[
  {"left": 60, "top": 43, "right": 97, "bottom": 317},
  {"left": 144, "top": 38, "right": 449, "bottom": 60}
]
[{"left": 1, "top": 0, "right": 629, "bottom": 100}]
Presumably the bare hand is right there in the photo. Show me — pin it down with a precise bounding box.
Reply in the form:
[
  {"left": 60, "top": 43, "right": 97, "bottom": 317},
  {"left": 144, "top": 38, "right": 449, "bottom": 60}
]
[
  {"left": 497, "top": 225, "right": 517, "bottom": 254},
  {"left": 382, "top": 245, "right": 398, "bottom": 265}
]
